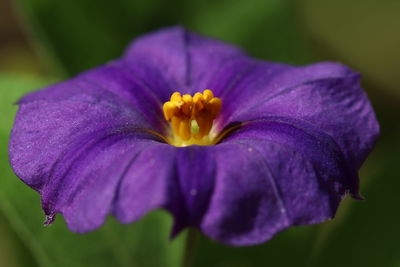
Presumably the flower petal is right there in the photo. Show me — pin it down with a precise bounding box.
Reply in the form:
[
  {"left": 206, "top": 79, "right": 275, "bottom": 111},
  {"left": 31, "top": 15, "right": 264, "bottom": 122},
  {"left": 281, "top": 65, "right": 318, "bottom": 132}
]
[
  {"left": 124, "top": 26, "right": 253, "bottom": 95},
  {"left": 9, "top": 91, "right": 159, "bottom": 193},
  {"left": 173, "top": 146, "right": 216, "bottom": 232},
  {"left": 201, "top": 142, "right": 290, "bottom": 246},
  {"left": 113, "top": 144, "right": 179, "bottom": 225},
  {"left": 19, "top": 60, "right": 174, "bottom": 132},
  {"left": 114, "top": 144, "right": 216, "bottom": 236},
  {"left": 56, "top": 139, "right": 154, "bottom": 232},
  {"left": 125, "top": 27, "right": 297, "bottom": 125},
  {"left": 218, "top": 62, "right": 350, "bottom": 123},
  {"left": 202, "top": 116, "right": 356, "bottom": 246},
  {"left": 225, "top": 63, "right": 379, "bottom": 169}
]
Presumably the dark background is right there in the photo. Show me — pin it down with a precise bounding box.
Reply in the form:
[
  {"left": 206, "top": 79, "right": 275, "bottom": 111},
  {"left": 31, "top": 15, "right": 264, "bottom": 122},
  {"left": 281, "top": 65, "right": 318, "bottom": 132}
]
[{"left": 1, "top": 0, "right": 399, "bottom": 266}]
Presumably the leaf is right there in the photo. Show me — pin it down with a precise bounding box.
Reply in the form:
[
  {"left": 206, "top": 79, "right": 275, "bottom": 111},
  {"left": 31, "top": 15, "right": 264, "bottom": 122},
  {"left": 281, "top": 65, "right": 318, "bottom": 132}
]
[
  {"left": 298, "top": 0, "right": 400, "bottom": 97},
  {"left": 0, "top": 74, "right": 185, "bottom": 267},
  {"left": 16, "top": 0, "right": 313, "bottom": 75},
  {"left": 15, "top": 0, "right": 185, "bottom": 75},
  {"left": 194, "top": 226, "right": 318, "bottom": 267},
  {"left": 188, "top": 0, "right": 313, "bottom": 65},
  {"left": 307, "top": 139, "right": 400, "bottom": 267}
]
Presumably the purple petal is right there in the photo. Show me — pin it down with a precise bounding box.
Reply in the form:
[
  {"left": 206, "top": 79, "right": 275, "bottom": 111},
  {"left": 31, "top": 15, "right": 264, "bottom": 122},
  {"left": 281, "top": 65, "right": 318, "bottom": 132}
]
[
  {"left": 225, "top": 63, "right": 379, "bottom": 169},
  {"left": 213, "top": 61, "right": 289, "bottom": 117},
  {"left": 218, "top": 62, "right": 348, "bottom": 123},
  {"left": 114, "top": 144, "right": 216, "bottom": 236},
  {"left": 172, "top": 146, "right": 216, "bottom": 233},
  {"left": 124, "top": 26, "right": 254, "bottom": 95},
  {"left": 10, "top": 82, "right": 168, "bottom": 232},
  {"left": 201, "top": 116, "right": 356, "bottom": 246},
  {"left": 113, "top": 144, "right": 179, "bottom": 224},
  {"left": 201, "top": 142, "right": 290, "bottom": 246},
  {"left": 9, "top": 91, "right": 159, "bottom": 191},
  {"left": 124, "top": 27, "right": 293, "bottom": 131},
  {"left": 57, "top": 139, "right": 154, "bottom": 232},
  {"left": 19, "top": 60, "right": 174, "bottom": 132}
]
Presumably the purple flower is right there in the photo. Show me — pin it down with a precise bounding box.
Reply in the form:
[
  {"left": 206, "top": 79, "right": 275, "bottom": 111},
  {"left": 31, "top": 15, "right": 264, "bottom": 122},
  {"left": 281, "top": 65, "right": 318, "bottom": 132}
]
[{"left": 9, "top": 27, "right": 379, "bottom": 246}]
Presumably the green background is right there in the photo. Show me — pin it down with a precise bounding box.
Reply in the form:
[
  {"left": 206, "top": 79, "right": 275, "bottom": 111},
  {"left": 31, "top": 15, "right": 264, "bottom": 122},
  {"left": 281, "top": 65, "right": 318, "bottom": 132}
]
[{"left": 0, "top": 0, "right": 399, "bottom": 266}]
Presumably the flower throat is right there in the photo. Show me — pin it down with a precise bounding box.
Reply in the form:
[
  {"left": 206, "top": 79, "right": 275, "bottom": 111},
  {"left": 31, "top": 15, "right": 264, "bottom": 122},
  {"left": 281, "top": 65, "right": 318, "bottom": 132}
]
[{"left": 163, "top": 89, "right": 222, "bottom": 147}]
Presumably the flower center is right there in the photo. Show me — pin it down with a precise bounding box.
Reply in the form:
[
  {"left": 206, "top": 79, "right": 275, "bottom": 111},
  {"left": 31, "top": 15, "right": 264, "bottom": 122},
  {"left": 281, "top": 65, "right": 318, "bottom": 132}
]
[{"left": 163, "top": 89, "right": 222, "bottom": 146}]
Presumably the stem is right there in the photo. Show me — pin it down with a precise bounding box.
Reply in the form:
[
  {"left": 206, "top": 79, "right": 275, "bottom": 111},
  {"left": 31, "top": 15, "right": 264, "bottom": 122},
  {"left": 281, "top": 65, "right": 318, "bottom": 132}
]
[{"left": 181, "top": 228, "right": 198, "bottom": 267}]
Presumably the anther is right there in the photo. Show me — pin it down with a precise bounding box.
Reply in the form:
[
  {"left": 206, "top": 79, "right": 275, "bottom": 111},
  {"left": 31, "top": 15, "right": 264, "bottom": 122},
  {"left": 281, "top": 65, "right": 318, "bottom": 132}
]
[{"left": 163, "top": 89, "right": 222, "bottom": 143}]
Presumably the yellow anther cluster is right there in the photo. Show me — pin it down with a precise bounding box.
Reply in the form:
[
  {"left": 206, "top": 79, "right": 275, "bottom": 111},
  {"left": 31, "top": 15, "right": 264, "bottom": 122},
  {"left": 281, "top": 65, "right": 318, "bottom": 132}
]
[{"left": 163, "top": 89, "right": 222, "bottom": 143}]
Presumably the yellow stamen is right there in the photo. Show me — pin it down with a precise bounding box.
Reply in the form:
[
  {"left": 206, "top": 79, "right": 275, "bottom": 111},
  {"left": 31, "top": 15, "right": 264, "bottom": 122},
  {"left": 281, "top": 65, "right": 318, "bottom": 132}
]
[
  {"left": 203, "top": 89, "right": 214, "bottom": 101},
  {"left": 163, "top": 89, "right": 222, "bottom": 146},
  {"left": 170, "top": 92, "right": 182, "bottom": 102},
  {"left": 163, "top": 102, "right": 177, "bottom": 121}
]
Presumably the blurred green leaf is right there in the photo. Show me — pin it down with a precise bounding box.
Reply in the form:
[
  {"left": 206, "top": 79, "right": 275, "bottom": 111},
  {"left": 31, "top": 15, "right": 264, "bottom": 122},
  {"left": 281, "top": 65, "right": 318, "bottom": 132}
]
[
  {"left": 16, "top": 0, "right": 312, "bottom": 75},
  {"left": 299, "top": 0, "right": 400, "bottom": 97},
  {"left": 307, "top": 141, "right": 400, "bottom": 267},
  {"left": 0, "top": 74, "right": 185, "bottom": 267},
  {"left": 15, "top": 0, "right": 185, "bottom": 75},
  {"left": 189, "top": 0, "right": 312, "bottom": 65},
  {"left": 194, "top": 226, "right": 319, "bottom": 267},
  {"left": 0, "top": 199, "right": 37, "bottom": 267}
]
